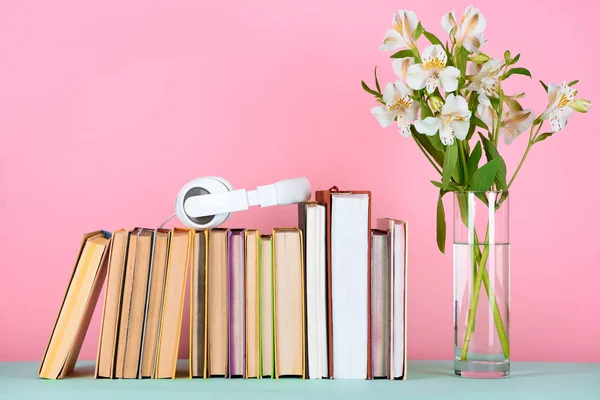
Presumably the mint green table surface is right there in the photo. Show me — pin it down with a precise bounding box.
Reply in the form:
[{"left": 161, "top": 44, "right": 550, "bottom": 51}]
[{"left": 1, "top": 360, "right": 598, "bottom": 399}]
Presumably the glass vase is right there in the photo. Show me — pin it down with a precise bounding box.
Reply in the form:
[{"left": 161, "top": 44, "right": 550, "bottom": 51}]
[{"left": 453, "top": 191, "right": 510, "bottom": 378}]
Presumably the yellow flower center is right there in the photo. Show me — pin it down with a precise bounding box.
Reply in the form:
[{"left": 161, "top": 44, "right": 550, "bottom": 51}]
[
  {"left": 445, "top": 115, "right": 467, "bottom": 125},
  {"left": 424, "top": 57, "right": 445, "bottom": 71},
  {"left": 556, "top": 93, "right": 572, "bottom": 108},
  {"left": 388, "top": 95, "right": 412, "bottom": 112}
]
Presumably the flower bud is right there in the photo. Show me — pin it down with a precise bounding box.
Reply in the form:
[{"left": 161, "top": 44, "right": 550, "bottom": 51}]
[
  {"left": 569, "top": 99, "right": 591, "bottom": 113},
  {"left": 470, "top": 53, "right": 491, "bottom": 64},
  {"left": 429, "top": 96, "right": 444, "bottom": 113}
]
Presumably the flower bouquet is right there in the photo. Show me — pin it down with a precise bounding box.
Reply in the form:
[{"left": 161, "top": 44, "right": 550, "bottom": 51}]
[{"left": 362, "top": 6, "right": 590, "bottom": 377}]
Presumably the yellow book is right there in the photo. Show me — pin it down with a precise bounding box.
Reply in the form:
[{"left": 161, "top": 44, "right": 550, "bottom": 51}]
[{"left": 245, "top": 229, "right": 260, "bottom": 379}]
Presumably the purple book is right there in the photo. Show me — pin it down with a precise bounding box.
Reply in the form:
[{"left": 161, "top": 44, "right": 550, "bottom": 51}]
[{"left": 228, "top": 229, "right": 246, "bottom": 378}]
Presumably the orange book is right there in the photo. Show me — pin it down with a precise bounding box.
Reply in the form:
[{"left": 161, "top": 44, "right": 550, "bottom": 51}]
[
  {"left": 39, "top": 231, "right": 111, "bottom": 379},
  {"left": 154, "top": 228, "right": 193, "bottom": 379},
  {"left": 95, "top": 229, "right": 130, "bottom": 379}
]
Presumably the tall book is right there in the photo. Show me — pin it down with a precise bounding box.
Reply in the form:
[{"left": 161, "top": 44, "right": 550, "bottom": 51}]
[
  {"left": 377, "top": 219, "right": 408, "bottom": 380},
  {"left": 96, "top": 229, "right": 129, "bottom": 379},
  {"left": 120, "top": 228, "right": 154, "bottom": 379},
  {"left": 39, "top": 231, "right": 111, "bottom": 379},
  {"left": 114, "top": 228, "right": 140, "bottom": 378},
  {"left": 154, "top": 228, "right": 193, "bottom": 378},
  {"left": 273, "top": 228, "right": 305, "bottom": 379},
  {"left": 259, "top": 234, "right": 274, "bottom": 378},
  {"left": 245, "top": 230, "right": 260, "bottom": 379},
  {"left": 316, "top": 188, "right": 371, "bottom": 380},
  {"left": 207, "top": 228, "right": 228, "bottom": 377},
  {"left": 140, "top": 229, "right": 170, "bottom": 378},
  {"left": 370, "top": 229, "right": 391, "bottom": 379},
  {"left": 190, "top": 230, "right": 208, "bottom": 378},
  {"left": 228, "top": 229, "right": 245, "bottom": 378},
  {"left": 298, "top": 202, "right": 327, "bottom": 379}
]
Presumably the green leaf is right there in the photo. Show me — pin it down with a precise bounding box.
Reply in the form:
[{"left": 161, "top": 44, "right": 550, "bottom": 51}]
[
  {"left": 488, "top": 96, "right": 500, "bottom": 110},
  {"left": 442, "top": 143, "right": 458, "bottom": 190},
  {"left": 430, "top": 180, "right": 462, "bottom": 191},
  {"left": 477, "top": 133, "right": 507, "bottom": 190},
  {"left": 568, "top": 80, "right": 579, "bottom": 87},
  {"left": 504, "top": 97, "right": 523, "bottom": 111},
  {"left": 471, "top": 115, "right": 489, "bottom": 131},
  {"left": 436, "top": 191, "right": 447, "bottom": 253},
  {"left": 456, "top": 46, "right": 470, "bottom": 75},
  {"left": 429, "top": 133, "right": 446, "bottom": 151},
  {"left": 361, "top": 80, "right": 381, "bottom": 97},
  {"left": 374, "top": 66, "right": 381, "bottom": 93},
  {"left": 502, "top": 67, "right": 532, "bottom": 80},
  {"left": 390, "top": 49, "right": 414, "bottom": 59},
  {"left": 423, "top": 30, "right": 443, "bottom": 46},
  {"left": 534, "top": 132, "right": 554, "bottom": 143},
  {"left": 413, "top": 22, "right": 424, "bottom": 40},
  {"left": 471, "top": 157, "right": 503, "bottom": 192},
  {"left": 466, "top": 141, "right": 482, "bottom": 183},
  {"left": 539, "top": 80, "right": 548, "bottom": 92},
  {"left": 411, "top": 126, "right": 444, "bottom": 166},
  {"left": 512, "top": 53, "right": 521, "bottom": 64}
]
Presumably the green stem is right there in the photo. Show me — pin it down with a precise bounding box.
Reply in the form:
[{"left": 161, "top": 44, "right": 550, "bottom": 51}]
[
  {"left": 507, "top": 123, "right": 542, "bottom": 189},
  {"left": 460, "top": 228, "right": 510, "bottom": 361},
  {"left": 412, "top": 134, "right": 442, "bottom": 175},
  {"left": 458, "top": 141, "right": 468, "bottom": 184}
]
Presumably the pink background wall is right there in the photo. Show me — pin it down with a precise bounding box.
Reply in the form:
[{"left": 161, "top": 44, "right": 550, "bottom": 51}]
[{"left": 1, "top": 0, "right": 598, "bottom": 363}]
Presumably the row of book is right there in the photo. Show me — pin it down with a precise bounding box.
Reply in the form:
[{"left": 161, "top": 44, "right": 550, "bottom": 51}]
[{"left": 38, "top": 187, "right": 407, "bottom": 380}]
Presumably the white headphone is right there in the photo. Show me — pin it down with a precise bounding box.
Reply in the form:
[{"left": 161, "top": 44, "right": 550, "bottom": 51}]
[{"left": 174, "top": 176, "right": 312, "bottom": 229}]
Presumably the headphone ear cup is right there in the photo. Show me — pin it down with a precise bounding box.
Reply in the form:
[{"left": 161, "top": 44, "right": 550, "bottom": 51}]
[{"left": 175, "top": 177, "right": 233, "bottom": 229}]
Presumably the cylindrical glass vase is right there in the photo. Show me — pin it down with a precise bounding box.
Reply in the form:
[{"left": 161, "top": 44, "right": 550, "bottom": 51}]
[{"left": 453, "top": 191, "right": 510, "bottom": 378}]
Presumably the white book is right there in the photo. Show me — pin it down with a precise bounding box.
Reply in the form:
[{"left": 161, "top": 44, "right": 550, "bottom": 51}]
[
  {"left": 331, "top": 194, "right": 369, "bottom": 380},
  {"left": 378, "top": 218, "right": 408, "bottom": 380},
  {"left": 305, "top": 203, "right": 327, "bottom": 379}
]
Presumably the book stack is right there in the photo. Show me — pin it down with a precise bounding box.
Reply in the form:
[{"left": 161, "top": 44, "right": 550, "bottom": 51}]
[{"left": 39, "top": 188, "right": 408, "bottom": 381}]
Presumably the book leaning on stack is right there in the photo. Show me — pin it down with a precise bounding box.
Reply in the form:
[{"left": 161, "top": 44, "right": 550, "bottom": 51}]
[{"left": 38, "top": 187, "right": 408, "bottom": 380}]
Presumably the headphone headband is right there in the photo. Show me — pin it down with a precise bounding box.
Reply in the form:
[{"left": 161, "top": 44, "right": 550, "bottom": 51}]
[{"left": 175, "top": 177, "right": 311, "bottom": 229}]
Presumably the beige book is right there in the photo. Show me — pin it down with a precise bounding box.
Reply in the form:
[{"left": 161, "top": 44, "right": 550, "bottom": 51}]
[
  {"left": 39, "top": 232, "right": 111, "bottom": 379},
  {"left": 260, "top": 234, "right": 273, "bottom": 377},
  {"left": 377, "top": 218, "right": 408, "bottom": 381},
  {"left": 245, "top": 230, "right": 260, "bottom": 378},
  {"left": 207, "top": 228, "right": 228, "bottom": 376},
  {"left": 140, "top": 229, "right": 169, "bottom": 378},
  {"left": 273, "top": 228, "right": 305, "bottom": 378},
  {"left": 96, "top": 229, "right": 130, "bottom": 379},
  {"left": 190, "top": 230, "right": 208, "bottom": 378},
  {"left": 122, "top": 229, "right": 153, "bottom": 378},
  {"left": 115, "top": 228, "right": 139, "bottom": 378}
]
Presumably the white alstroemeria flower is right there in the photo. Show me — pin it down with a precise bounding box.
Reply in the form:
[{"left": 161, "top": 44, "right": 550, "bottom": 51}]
[
  {"left": 476, "top": 92, "right": 494, "bottom": 126},
  {"left": 499, "top": 109, "right": 535, "bottom": 144},
  {"left": 380, "top": 10, "right": 419, "bottom": 51},
  {"left": 392, "top": 57, "right": 413, "bottom": 83},
  {"left": 540, "top": 81, "right": 591, "bottom": 132},
  {"left": 371, "top": 80, "right": 419, "bottom": 137},
  {"left": 414, "top": 94, "right": 471, "bottom": 145},
  {"left": 467, "top": 59, "right": 504, "bottom": 97},
  {"left": 441, "top": 6, "right": 486, "bottom": 53},
  {"left": 406, "top": 45, "right": 460, "bottom": 93}
]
